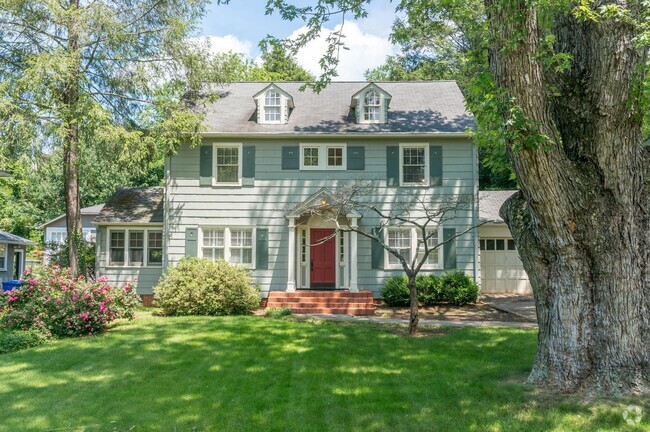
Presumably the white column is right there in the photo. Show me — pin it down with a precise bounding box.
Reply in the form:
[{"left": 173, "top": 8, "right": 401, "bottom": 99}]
[
  {"left": 350, "top": 217, "right": 359, "bottom": 292},
  {"left": 287, "top": 217, "right": 296, "bottom": 292}
]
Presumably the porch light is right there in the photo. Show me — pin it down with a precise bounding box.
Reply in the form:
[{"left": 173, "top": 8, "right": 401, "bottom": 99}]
[{"left": 321, "top": 199, "right": 327, "bottom": 206}]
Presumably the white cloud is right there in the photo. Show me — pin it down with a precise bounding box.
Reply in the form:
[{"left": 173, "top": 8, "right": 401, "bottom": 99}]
[
  {"left": 289, "top": 22, "right": 398, "bottom": 81},
  {"left": 191, "top": 35, "right": 254, "bottom": 58}
]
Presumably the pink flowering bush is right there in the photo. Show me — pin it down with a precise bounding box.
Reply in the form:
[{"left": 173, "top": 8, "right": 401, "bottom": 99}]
[{"left": 0, "top": 267, "right": 140, "bottom": 338}]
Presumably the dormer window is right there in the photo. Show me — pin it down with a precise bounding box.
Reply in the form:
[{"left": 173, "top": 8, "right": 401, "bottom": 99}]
[
  {"left": 253, "top": 84, "right": 294, "bottom": 125},
  {"left": 351, "top": 83, "right": 391, "bottom": 124},
  {"left": 364, "top": 90, "right": 381, "bottom": 122},
  {"left": 264, "top": 91, "right": 282, "bottom": 122}
]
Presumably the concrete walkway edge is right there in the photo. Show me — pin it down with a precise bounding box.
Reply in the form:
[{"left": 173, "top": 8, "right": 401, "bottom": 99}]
[{"left": 299, "top": 314, "right": 538, "bottom": 330}]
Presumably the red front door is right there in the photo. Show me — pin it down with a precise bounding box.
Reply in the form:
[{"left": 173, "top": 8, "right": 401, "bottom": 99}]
[{"left": 310, "top": 228, "right": 336, "bottom": 288}]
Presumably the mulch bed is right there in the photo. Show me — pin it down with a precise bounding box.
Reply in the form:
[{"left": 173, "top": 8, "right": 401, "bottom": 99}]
[{"left": 374, "top": 302, "right": 534, "bottom": 322}]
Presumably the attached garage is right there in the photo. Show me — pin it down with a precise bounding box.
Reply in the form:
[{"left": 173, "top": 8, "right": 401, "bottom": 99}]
[{"left": 478, "top": 191, "right": 532, "bottom": 294}]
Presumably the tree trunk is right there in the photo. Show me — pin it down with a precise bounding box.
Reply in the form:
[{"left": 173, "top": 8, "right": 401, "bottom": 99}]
[
  {"left": 63, "top": 0, "right": 82, "bottom": 277},
  {"left": 486, "top": 0, "right": 650, "bottom": 395},
  {"left": 408, "top": 275, "right": 419, "bottom": 336}
]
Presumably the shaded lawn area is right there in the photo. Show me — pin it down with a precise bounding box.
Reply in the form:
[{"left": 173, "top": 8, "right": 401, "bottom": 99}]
[{"left": 0, "top": 314, "right": 648, "bottom": 432}]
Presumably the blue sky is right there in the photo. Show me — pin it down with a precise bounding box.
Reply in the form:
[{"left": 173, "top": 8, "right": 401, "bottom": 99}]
[{"left": 199, "top": 0, "right": 401, "bottom": 80}]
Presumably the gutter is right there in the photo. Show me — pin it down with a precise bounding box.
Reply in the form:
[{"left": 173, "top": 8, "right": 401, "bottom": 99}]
[{"left": 199, "top": 131, "right": 472, "bottom": 139}]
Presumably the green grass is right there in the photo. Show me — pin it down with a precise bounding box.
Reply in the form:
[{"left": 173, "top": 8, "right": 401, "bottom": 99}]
[{"left": 0, "top": 313, "right": 648, "bottom": 432}]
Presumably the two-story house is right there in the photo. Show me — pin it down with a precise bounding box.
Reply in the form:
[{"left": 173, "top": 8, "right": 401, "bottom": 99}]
[{"left": 94, "top": 81, "right": 481, "bottom": 306}]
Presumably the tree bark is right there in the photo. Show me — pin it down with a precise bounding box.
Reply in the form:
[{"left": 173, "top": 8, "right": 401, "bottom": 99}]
[
  {"left": 486, "top": 0, "right": 650, "bottom": 395},
  {"left": 63, "top": 0, "right": 82, "bottom": 277},
  {"left": 408, "top": 275, "right": 419, "bottom": 336}
]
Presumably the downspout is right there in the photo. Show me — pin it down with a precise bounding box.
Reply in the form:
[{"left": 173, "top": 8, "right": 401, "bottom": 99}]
[
  {"left": 163, "top": 154, "right": 171, "bottom": 272},
  {"left": 472, "top": 142, "right": 479, "bottom": 284}
]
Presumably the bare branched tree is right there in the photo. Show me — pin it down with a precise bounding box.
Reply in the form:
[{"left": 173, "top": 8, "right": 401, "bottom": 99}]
[{"left": 295, "top": 181, "right": 481, "bottom": 336}]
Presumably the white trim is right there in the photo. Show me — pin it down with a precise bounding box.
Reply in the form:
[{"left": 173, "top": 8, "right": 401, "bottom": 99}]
[
  {"left": 201, "top": 132, "right": 471, "bottom": 138},
  {"left": 45, "top": 227, "right": 96, "bottom": 244},
  {"left": 399, "top": 143, "right": 430, "bottom": 187},
  {"left": 299, "top": 143, "right": 347, "bottom": 170},
  {"left": 106, "top": 227, "right": 163, "bottom": 269},
  {"left": 198, "top": 226, "right": 256, "bottom": 269},
  {"left": 349, "top": 218, "right": 358, "bottom": 292},
  {"left": 0, "top": 243, "right": 7, "bottom": 271},
  {"left": 287, "top": 218, "right": 296, "bottom": 291},
  {"left": 384, "top": 226, "right": 443, "bottom": 270},
  {"left": 212, "top": 142, "right": 243, "bottom": 187}
]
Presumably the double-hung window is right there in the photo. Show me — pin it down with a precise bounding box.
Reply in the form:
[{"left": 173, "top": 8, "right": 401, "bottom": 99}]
[
  {"left": 363, "top": 90, "right": 381, "bottom": 122},
  {"left": 110, "top": 230, "right": 126, "bottom": 266},
  {"left": 300, "top": 143, "right": 346, "bottom": 170},
  {"left": 214, "top": 143, "right": 242, "bottom": 185},
  {"left": 0, "top": 244, "right": 6, "bottom": 270},
  {"left": 386, "top": 227, "right": 442, "bottom": 269},
  {"left": 264, "top": 91, "right": 282, "bottom": 123},
  {"left": 108, "top": 228, "right": 163, "bottom": 267},
  {"left": 400, "top": 144, "right": 428, "bottom": 186},
  {"left": 201, "top": 227, "right": 254, "bottom": 267}
]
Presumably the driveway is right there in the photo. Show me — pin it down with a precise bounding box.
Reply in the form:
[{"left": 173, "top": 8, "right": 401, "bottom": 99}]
[{"left": 481, "top": 294, "right": 537, "bottom": 322}]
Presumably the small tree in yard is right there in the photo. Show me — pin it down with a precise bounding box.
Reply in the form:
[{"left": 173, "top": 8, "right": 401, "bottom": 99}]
[{"left": 298, "top": 182, "right": 480, "bottom": 336}]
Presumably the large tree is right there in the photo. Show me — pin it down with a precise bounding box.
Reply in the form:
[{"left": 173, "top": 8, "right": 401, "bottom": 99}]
[
  {"left": 256, "top": 0, "right": 650, "bottom": 395},
  {"left": 0, "top": 0, "right": 212, "bottom": 275}
]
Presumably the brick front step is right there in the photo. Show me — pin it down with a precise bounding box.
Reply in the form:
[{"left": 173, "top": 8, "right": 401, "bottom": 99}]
[{"left": 266, "top": 290, "right": 375, "bottom": 316}]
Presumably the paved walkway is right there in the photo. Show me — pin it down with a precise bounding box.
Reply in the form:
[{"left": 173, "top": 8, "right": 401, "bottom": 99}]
[
  {"left": 481, "top": 294, "right": 537, "bottom": 322},
  {"left": 301, "top": 313, "right": 538, "bottom": 330}
]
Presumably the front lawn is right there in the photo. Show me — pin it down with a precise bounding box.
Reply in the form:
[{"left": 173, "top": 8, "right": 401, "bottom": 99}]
[{"left": 0, "top": 313, "right": 647, "bottom": 431}]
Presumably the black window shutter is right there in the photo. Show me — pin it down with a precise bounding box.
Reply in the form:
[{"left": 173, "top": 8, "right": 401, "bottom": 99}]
[
  {"left": 242, "top": 145, "right": 255, "bottom": 186},
  {"left": 282, "top": 146, "right": 299, "bottom": 170},
  {"left": 256, "top": 228, "right": 269, "bottom": 269},
  {"left": 386, "top": 146, "right": 399, "bottom": 187},
  {"left": 443, "top": 227, "right": 457, "bottom": 270},
  {"left": 199, "top": 145, "right": 213, "bottom": 186},
  {"left": 430, "top": 145, "right": 443, "bottom": 187},
  {"left": 347, "top": 146, "right": 365, "bottom": 170},
  {"left": 185, "top": 228, "right": 198, "bottom": 257},
  {"left": 371, "top": 227, "right": 384, "bottom": 269}
]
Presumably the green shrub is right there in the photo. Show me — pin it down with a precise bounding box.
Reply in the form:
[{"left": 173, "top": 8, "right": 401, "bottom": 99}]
[
  {"left": 417, "top": 274, "right": 444, "bottom": 306},
  {"left": 265, "top": 307, "right": 292, "bottom": 318},
  {"left": 0, "top": 329, "right": 48, "bottom": 354},
  {"left": 440, "top": 271, "right": 480, "bottom": 306},
  {"left": 380, "top": 276, "right": 410, "bottom": 307},
  {"left": 154, "top": 257, "right": 261, "bottom": 316}
]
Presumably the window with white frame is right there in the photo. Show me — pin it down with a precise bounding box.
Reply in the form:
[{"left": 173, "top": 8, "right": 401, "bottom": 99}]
[
  {"left": 386, "top": 227, "right": 442, "bottom": 269},
  {"left": 400, "top": 144, "right": 428, "bottom": 186},
  {"left": 214, "top": 144, "right": 242, "bottom": 185},
  {"left": 0, "top": 243, "right": 6, "bottom": 270},
  {"left": 128, "top": 230, "right": 144, "bottom": 266},
  {"left": 108, "top": 228, "right": 163, "bottom": 267},
  {"left": 264, "top": 90, "right": 282, "bottom": 122},
  {"left": 300, "top": 144, "right": 346, "bottom": 170},
  {"left": 201, "top": 227, "right": 255, "bottom": 267},
  {"left": 363, "top": 89, "right": 382, "bottom": 122},
  {"left": 47, "top": 228, "right": 96, "bottom": 244}
]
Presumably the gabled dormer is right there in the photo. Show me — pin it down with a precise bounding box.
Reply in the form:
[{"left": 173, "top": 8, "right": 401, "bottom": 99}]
[
  {"left": 351, "top": 83, "right": 392, "bottom": 124},
  {"left": 253, "top": 83, "right": 294, "bottom": 125}
]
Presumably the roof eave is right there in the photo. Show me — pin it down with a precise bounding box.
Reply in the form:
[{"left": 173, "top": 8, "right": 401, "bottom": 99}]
[{"left": 200, "top": 131, "right": 472, "bottom": 139}]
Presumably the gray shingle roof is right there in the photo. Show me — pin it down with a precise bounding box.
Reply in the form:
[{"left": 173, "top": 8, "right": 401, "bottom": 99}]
[
  {"left": 479, "top": 190, "right": 519, "bottom": 223},
  {"left": 201, "top": 81, "right": 473, "bottom": 134},
  {"left": 94, "top": 187, "right": 163, "bottom": 225},
  {"left": 0, "top": 230, "right": 34, "bottom": 245},
  {"left": 37, "top": 203, "right": 106, "bottom": 229}
]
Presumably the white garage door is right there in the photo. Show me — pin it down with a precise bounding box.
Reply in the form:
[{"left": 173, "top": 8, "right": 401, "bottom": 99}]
[{"left": 480, "top": 238, "right": 532, "bottom": 294}]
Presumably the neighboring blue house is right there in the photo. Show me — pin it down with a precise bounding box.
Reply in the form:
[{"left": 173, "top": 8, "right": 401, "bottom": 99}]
[
  {"left": 0, "top": 231, "right": 34, "bottom": 283},
  {"left": 95, "top": 81, "right": 480, "bottom": 304}
]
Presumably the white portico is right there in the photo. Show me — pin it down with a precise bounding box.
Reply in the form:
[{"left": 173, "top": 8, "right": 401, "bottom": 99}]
[{"left": 285, "top": 189, "right": 360, "bottom": 293}]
